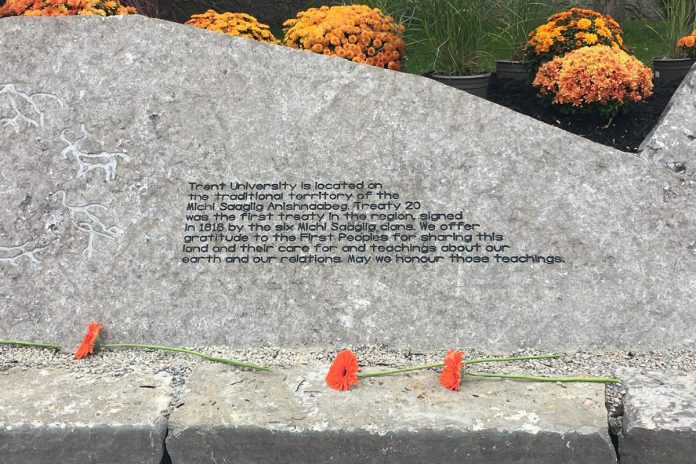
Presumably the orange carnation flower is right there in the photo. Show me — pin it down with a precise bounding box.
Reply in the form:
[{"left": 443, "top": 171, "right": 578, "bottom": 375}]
[
  {"left": 325, "top": 349, "right": 359, "bottom": 391},
  {"left": 439, "top": 350, "right": 466, "bottom": 391},
  {"left": 75, "top": 321, "right": 102, "bottom": 359}
]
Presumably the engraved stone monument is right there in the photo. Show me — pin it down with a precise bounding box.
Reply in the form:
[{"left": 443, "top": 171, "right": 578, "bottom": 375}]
[{"left": 1, "top": 16, "right": 694, "bottom": 350}]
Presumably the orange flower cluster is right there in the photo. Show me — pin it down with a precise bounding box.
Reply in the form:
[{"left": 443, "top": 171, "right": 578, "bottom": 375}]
[
  {"left": 186, "top": 10, "right": 279, "bottom": 44},
  {"left": 677, "top": 30, "right": 696, "bottom": 57},
  {"left": 0, "top": 0, "right": 136, "bottom": 17},
  {"left": 525, "top": 8, "right": 626, "bottom": 70},
  {"left": 283, "top": 5, "right": 405, "bottom": 71},
  {"left": 533, "top": 45, "right": 653, "bottom": 118}
]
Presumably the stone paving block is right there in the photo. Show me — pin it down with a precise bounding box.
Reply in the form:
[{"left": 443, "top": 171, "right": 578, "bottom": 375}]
[
  {"left": 0, "top": 367, "right": 173, "bottom": 464},
  {"left": 619, "top": 369, "right": 696, "bottom": 464},
  {"left": 167, "top": 364, "right": 617, "bottom": 464}
]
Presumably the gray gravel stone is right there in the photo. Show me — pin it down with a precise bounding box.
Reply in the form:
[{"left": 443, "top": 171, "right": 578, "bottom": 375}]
[
  {"left": 0, "top": 367, "right": 173, "bottom": 464},
  {"left": 639, "top": 62, "right": 696, "bottom": 180},
  {"left": 167, "top": 363, "right": 617, "bottom": 464},
  {"left": 619, "top": 369, "right": 696, "bottom": 464}
]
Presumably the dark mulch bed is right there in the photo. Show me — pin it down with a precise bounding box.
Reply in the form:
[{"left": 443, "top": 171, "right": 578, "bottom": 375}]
[{"left": 486, "top": 75, "right": 680, "bottom": 153}]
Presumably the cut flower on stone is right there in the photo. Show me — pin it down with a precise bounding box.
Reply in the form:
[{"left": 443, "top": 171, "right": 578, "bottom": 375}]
[
  {"left": 74, "top": 321, "right": 102, "bottom": 359},
  {"left": 71, "top": 321, "right": 270, "bottom": 370},
  {"left": 326, "top": 349, "right": 360, "bottom": 391},
  {"left": 439, "top": 350, "right": 466, "bottom": 391}
]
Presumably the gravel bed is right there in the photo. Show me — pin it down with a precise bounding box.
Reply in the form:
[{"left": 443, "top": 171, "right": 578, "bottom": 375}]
[{"left": 2, "top": 344, "right": 694, "bottom": 432}]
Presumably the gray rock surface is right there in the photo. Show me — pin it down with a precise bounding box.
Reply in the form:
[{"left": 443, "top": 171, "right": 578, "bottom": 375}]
[
  {"left": 619, "top": 369, "right": 696, "bottom": 464},
  {"left": 639, "top": 62, "right": 696, "bottom": 179},
  {"left": 0, "top": 16, "right": 694, "bottom": 351},
  {"left": 167, "top": 363, "right": 617, "bottom": 464},
  {"left": 0, "top": 367, "right": 173, "bottom": 464}
]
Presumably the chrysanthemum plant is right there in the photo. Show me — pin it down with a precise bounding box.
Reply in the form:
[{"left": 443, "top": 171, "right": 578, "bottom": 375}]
[
  {"left": 283, "top": 5, "right": 406, "bottom": 71},
  {"left": 0, "top": 0, "right": 137, "bottom": 17},
  {"left": 325, "top": 349, "right": 619, "bottom": 392},
  {"left": 524, "top": 8, "right": 626, "bottom": 73},
  {"left": 677, "top": 29, "right": 696, "bottom": 57},
  {"left": 533, "top": 45, "right": 653, "bottom": 120},
  {"left": 342, "top": 0, "right": 417, "bottom": 30},
  {"left": 186, "top": 10, "right": 280, "bottom": 44}
]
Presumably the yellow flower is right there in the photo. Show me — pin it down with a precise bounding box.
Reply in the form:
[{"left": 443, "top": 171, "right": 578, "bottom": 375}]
[
  {"left": 597, "top": 27, "right": 611, "bottom": 38},
  {"left": 584, "top": 33, "right": 598, "bottom": 45},
  {"left": 577, "top": 18, "right": 592, "bottom": 29}
]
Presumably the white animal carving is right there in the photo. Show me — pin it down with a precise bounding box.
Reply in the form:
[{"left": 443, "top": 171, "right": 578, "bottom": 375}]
[
  {"left": 60, "top": 124, "right": 130, "bottom": 182},
  {"left": 0, "top": 83, "right": 64, "bottom": 132},
  {"left": 52, "top": 190, "right": 124, "bottom": 257},
  {"left": 0, "top": 241, "right": 46, "bottom": 266}
]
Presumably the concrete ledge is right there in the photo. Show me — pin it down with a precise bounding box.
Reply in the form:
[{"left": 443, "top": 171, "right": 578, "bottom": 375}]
[
  {"left": 167, "top": 364, "right": 617, "bottom": 464},
  {"left": 0, "top": 368, "right": 173, "bottom": 464},
  {"left": 619, "top": 369, "right": 696, "bottom": 464}
]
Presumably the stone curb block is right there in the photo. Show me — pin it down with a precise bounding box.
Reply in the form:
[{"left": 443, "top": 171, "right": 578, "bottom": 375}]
[
  {"left": 619, "top": 369, "right": 696, "bottom": 464},
  {"left": 0, "top": 368, "right": 173, "bottom": 464},
  {"left": 167, "top": 364, "right": 617, "bottom": 464}
]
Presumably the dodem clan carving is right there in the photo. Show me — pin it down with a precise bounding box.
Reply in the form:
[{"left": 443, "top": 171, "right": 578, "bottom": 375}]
[
  {"left": 52, "top": 190, "right": 124, "bottom": 258},
  {"left": 0, "top": 83, "right": 64, "bottom": 132},
  {"left": 0, "top": 241, "right": 47, "bottom": 266},
  {"left": 60, "top": 123, "right": 130, "bottom": 182}
]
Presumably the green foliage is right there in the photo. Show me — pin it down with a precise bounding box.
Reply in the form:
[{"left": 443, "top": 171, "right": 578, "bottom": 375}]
[
  {"left": 497, "top": 0, "right": 554, "bottom": 61},
  {"left": 649, "top": 0, "right": 696, "bottom": 57},
  {"left": 413, "top": 0, "right": 490, "bottom": 75}
]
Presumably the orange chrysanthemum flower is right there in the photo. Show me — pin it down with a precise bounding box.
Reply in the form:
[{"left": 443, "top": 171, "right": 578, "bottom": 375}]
[
  {"left": 325, "top": 349, "right": 359, "bottom": 391},
  {"left": 439, "top": 350, "right": 466, "bottom": 391},
  {"left": 677, "top": 30, "right": 696, "bottom": 57},
  {"left": 524, "top": 8, "right": 626, "bottom": 72},
  {"left": 533, "top": 45, "right": 653, "bottom": 118},
  {"left": 283, "top": 5, "right": 406, "bottom": 71},
  {"left": 0, "top": 0, "right": 135, "bottom": 17},
  {"left": 75, "top": 321, "right": 102, "bottom": 359},
  {"left": 185, "top": 10, "right": 279, "bottom": 44}
]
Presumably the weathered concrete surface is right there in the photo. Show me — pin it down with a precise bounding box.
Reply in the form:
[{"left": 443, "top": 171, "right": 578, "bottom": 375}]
[
  {"left": 0, "top": 368, "right": 172, "bottom": 464},
  {"left": 639, "top": 62, "right": 696, "bottom": 179},
  {"left": 619, "top": 369, "right": 696, "bottom": 464},
  {"left": 0, "top": 16, "right": 694, "bottom": 351},
  {"left": 167, "top": 363, "right": 616, "bottom": 463}
]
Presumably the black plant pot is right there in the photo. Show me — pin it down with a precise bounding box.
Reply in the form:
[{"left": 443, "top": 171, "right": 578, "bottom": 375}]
[
  {"left": 495, "top": 60, "right": 529, "bottom": 82},
  {"left": 652, "top": 57, "right": 695, "bottom": 84},
  {"left": 427, "top": 73, "right": 491, "bottom": 99}
]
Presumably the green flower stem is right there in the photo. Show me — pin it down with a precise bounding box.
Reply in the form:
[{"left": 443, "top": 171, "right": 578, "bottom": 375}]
[
  {"left": 467, "top": 354, "right": 560, "bottom": 365},
  {"left": 103, "top": 344, "right": 270, "bottom": 371},
  {"left": 358, "top": 363, "right": 444, "bottom": 378},
  {"left": 464, "top": 371, "right": 620, "bottom": 384},
  {"left": 0, "top": 340, "right": 62, "bottom": 350},
  {"left": 358, "top": 354, "right": 560, "bottom": 378}
]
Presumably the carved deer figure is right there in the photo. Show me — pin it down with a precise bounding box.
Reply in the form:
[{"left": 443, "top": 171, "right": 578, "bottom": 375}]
[{"left": 60, "top": 124, "right": 130, "bottom": 182}]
